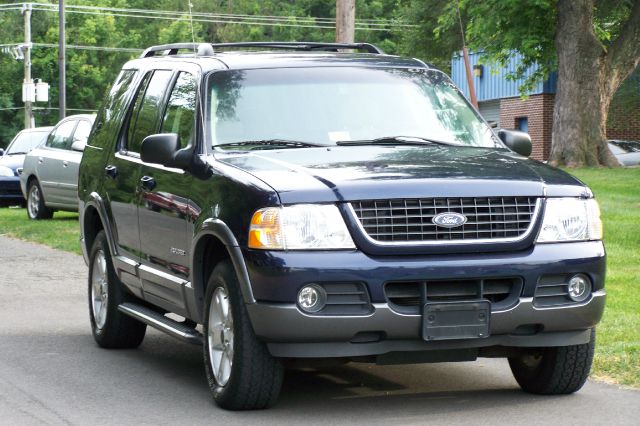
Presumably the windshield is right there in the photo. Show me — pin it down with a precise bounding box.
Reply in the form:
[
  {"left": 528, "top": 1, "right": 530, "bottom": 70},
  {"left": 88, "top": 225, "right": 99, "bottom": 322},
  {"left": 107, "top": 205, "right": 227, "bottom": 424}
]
[
  {"left": 7, "top": 130, "right": 49, "bottom": 154},
  {"left": 208, "top": 67, "right": 501, "bottom": 149}
]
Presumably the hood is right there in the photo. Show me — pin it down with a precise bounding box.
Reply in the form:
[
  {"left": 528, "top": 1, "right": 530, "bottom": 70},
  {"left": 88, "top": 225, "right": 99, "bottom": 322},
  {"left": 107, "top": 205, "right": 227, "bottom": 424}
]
[
  {"left": 0, "top": 153, "right": 26, "bottom": 173},
  {"left": 217, "top": 145, "right": 589, "bottom": 204}
]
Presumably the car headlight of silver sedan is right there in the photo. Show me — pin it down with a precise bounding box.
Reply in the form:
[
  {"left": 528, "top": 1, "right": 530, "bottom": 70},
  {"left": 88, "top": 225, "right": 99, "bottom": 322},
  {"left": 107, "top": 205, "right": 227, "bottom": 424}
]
[{"left": 536, "top": 198, "right": 602, "bottom": 243}]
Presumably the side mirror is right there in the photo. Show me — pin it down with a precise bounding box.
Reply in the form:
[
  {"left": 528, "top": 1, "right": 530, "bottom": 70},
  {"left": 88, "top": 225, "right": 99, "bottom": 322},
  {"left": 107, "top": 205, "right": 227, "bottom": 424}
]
[
  {"left": 0, "top": 148, "right": 4, "bottom": 156},
  {"left": 498, "top": 129, "right": 532, "bottom": 157},
  {"left": 141, "top": 133, "right": 181, "bottom": 167},
  {"left": 71, "top": 139, "right": 86, "bottom": 152}
]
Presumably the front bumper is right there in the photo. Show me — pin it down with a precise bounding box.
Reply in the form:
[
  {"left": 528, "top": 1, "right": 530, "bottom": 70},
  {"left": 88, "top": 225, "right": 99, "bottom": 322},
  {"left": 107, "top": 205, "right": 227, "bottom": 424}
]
[
  {"left": 243, "top": 241, "right": 606, "bottom": 358},
  {"left": 0, "top": 177, "right": 24, "bottom": 205}
]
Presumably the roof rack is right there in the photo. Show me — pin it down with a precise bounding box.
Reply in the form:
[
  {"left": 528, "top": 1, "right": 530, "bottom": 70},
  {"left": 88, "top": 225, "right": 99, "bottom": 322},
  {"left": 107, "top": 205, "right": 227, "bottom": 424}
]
[{"left": 140, "top": 41, "right": 384, "bottom": 58}]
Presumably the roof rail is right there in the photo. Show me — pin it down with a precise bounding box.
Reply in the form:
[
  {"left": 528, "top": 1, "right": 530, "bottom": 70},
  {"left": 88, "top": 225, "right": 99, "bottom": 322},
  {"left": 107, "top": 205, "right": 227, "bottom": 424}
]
[
  {"left": 140, "top": 43, "right": 214, "bottom": 58},
  {"left": 209, "top": 42, "right": 384, "bottom": 54},
  {"left": 139, "top": 41, "right": 384, "bottom": 58}
]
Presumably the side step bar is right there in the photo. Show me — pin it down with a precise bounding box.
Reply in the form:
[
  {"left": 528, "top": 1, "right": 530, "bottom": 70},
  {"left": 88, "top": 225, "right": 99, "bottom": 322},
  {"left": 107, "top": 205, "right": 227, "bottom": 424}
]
[{"left": 118, "top": 303, "right": 203, "bottom": 346}]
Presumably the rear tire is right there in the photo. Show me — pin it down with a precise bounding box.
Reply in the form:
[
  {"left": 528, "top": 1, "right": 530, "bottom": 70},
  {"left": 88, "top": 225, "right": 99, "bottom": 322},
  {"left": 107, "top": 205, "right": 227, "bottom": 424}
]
[
  {"left": 203, "top": 259, "right": 284, "bottom": 410},
  {"left": 26, "top": 179, "right": 53, "bottom": 220},
  {"left": 509, "top": 328, "right": 595, "bottom": 394},
  {"left": 89, "top": 230, "right": 147, "bottom": 348}
]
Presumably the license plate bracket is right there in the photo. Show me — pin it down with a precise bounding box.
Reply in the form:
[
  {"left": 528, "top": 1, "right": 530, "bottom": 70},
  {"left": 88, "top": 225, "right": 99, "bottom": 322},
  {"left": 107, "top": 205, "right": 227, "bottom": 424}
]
[{"left": 422, "top": 300, "right": 491, "bottom": 341}]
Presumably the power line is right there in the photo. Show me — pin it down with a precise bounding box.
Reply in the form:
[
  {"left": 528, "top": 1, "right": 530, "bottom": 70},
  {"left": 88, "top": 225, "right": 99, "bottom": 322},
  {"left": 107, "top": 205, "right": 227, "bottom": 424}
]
[
  {"left": 25, "top": 3, "right": 415, "bottom": 31},
  {"left": 28, "top": 2, "right": 416, "bottom": 27}
]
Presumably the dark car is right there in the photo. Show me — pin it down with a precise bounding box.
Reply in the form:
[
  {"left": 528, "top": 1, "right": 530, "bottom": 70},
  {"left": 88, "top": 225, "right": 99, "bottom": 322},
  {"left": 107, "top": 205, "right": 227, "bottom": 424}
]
[
  {"left": 0, "top": 126, "right": 53, "bottom": 207},
  {"left": 78, "top": 42, "right": 605, "bottom": 410}
]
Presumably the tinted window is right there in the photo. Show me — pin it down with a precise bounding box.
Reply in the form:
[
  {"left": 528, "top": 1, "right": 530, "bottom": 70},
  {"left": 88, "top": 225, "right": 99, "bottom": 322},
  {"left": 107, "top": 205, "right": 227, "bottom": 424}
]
[
  {"left": 161, "top": 72, "right": 197, "bottom": 148},
  {"left": 6, "top": 130, "right": 50, "bottom": 154},
  {"left": 126, "top": 70, "right": 173, "bottom": 153},
  {"left": 610, "top": 140, "right": 640, "bottom": 153},
  {"left": 99, "top": 70, "right": 136, "bottom": 126},
  {"left": 47, "top": 120, "right": 77, "bottom": 150}
]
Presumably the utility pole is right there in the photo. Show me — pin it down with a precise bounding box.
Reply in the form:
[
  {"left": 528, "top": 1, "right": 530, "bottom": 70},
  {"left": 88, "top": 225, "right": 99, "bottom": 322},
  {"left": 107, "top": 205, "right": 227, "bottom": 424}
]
[
  {"left": 59, "top": 0, "right": 66, "bottom": 120},
  {"left": 335, "top": 0, "right": 355, "bottom": 44},
  {"left": 23, "top": 3, "right": 33, "bottom": 129}
]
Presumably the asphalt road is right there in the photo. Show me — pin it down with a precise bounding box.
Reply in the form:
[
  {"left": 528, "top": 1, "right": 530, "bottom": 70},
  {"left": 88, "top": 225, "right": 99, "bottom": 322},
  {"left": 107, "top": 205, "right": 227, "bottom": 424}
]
[{"left": 0, "top": 235, "right": 638, "bottom": 425}]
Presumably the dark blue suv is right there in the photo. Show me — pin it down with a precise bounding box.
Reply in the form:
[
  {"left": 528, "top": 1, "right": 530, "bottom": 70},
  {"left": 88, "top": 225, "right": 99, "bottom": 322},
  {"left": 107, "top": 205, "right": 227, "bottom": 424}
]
[{"left": 78, "top": 42, "right": 605, "bottom": 410}]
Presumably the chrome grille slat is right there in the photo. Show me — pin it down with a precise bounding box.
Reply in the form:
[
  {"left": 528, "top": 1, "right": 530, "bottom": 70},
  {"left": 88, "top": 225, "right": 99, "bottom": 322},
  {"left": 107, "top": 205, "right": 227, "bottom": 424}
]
[{"left": 351, "top": 196, "right": 538, "bottom": 244}]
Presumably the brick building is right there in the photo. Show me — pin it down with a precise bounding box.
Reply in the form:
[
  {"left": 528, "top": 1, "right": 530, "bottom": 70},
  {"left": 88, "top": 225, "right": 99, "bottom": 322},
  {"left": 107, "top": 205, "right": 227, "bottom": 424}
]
[{"left": 451, "top": 52, "right": 640, "bottom": 161}]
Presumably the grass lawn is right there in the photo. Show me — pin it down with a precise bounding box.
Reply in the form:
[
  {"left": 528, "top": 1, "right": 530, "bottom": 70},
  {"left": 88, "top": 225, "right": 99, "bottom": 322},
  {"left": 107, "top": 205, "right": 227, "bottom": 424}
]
[
  {"left": 0, "top": 208, "right": 81, "bottom": 254},
  {"left": 0, "top": 168, "right": 638, "bottom": 387},
  {"left": 568, "top": 168, "right": 640, "bottom": 387}
]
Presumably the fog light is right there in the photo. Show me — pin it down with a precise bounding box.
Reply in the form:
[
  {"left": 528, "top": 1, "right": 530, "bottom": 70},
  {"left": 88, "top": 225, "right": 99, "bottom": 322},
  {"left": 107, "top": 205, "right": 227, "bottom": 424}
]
[
  {"left": 567, "top": 274, "right": 591, "bottom": 302},
  {"left": 297, "top": 284, "right": 326, "bottom": 313}
]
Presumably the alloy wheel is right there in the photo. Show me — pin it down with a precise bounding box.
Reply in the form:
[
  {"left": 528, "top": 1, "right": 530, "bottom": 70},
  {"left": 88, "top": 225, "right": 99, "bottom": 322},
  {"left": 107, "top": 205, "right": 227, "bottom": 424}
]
[
  {"left": 91, "top": 249, "right": 109, "bottom": 329},
  {"left": 208, "top": 287, "right": 234, "bottom": 387}
]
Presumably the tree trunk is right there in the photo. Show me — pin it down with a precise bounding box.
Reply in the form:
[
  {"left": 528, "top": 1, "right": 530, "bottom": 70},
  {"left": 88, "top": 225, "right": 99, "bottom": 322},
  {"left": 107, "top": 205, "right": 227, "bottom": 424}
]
[{"left": 550, "top": 0, "right": 619, "bottom": 167}]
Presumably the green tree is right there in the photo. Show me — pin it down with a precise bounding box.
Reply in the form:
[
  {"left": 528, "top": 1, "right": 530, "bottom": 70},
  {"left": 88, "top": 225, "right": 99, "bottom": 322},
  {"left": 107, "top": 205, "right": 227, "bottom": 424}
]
[{"left": 404, "top": 0, "right": 640, "bottom": 167}]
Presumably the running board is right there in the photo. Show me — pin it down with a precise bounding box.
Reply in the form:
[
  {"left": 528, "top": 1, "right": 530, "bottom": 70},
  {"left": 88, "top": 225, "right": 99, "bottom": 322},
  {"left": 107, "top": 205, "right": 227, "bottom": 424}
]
[{"left": 118, "top": 303, "right": 203, "bottom": 346}]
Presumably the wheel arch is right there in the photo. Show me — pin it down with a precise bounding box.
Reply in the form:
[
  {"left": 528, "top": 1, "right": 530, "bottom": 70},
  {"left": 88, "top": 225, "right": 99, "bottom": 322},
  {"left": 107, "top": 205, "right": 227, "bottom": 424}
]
[
  {"left": 81, "top": 192, "right": 118, "bottom": 264},
  {"left": 192, "top": 218, "right": 256, "bottom": 321}
]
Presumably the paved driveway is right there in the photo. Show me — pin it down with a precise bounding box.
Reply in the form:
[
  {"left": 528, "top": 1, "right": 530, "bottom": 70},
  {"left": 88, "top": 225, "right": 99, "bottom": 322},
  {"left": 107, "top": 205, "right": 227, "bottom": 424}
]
[{"left": 0, "top": 236, "right": 638, "bottom": 425}]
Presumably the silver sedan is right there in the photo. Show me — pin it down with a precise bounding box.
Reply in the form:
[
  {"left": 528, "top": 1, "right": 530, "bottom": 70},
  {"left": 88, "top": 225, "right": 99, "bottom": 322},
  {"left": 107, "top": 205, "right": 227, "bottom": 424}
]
[{"left": 20, "top": 114, "right": 95, "bottom": 219}]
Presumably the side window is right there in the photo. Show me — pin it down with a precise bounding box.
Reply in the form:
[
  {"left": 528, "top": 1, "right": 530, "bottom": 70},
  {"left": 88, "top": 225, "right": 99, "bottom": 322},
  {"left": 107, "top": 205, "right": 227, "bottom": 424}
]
[
  {"left": 46, "top": 120, "right": 77, "bottom": 150},
  {"left": 126, "top": 70, "right": 173, "bottom": 153},
  {"left": 73, "top": 120, "right": 93, "bottom": 145},
  {"left": 161, "top": 72, "right": 197, "bottom": 148}
]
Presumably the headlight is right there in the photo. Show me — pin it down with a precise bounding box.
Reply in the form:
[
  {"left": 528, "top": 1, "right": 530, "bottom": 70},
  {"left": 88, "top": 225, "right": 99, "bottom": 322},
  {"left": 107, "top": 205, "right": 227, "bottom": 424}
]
[
  {"left": 0, "top": 166, "right": 14, "bottom": 177},
  {"left": 536, "top": 198, "right": 602, "bottom": 243},
  {"left": 249, "top": 204, "right": 356, "bottom": 250}
]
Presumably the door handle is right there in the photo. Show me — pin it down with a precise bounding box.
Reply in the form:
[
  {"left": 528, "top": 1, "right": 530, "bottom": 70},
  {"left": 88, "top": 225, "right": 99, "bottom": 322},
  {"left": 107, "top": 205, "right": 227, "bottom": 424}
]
[
  {"left": 38, "top": 157, "right": 44, "bottom": 164},
  {"left": 104, "top": 165, "right": 118, "bottom": 179},
  {"left": 140, "top": 175, "right": 156, "bottom": 191},
  {"left": 63, "top": 160, "right": 68, "bottom": 168}
]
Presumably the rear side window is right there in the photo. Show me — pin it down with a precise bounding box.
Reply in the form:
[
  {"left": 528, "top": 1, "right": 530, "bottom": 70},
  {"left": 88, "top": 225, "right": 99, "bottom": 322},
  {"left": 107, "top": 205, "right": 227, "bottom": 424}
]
[
  {"left": 126, "top": 70, "right": 173, "bottom": 153},
  {"left": 92, "top": 70, "right": 136, "bottom": 148},
  {"left": 46, "top": 120, "right": 77, "bottom": 150},
  {"left": 161, "top": 72, "right": 197, "bottom": 148}
]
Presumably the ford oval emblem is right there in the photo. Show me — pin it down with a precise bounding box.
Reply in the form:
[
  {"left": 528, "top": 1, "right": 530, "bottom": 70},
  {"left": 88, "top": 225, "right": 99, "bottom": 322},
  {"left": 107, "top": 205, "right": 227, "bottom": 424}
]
[{"left": 432, "top": 212, "right": 467, "bottom": 228}]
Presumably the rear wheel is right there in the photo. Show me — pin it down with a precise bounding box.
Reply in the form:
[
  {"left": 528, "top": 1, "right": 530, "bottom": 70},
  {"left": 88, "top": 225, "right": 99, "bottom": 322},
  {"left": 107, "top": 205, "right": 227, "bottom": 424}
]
[
  {"left": 203, "top": 259, "right": 284, "bottom": 410},
  {"left": 26, "top": 179, "right": 53, "bottom": 220},
  {"left": 509, "top": 328, "right": 595, "bottom": 394},
  {"left": 89, "top": 230, "right": 146, "bottom": 348}
]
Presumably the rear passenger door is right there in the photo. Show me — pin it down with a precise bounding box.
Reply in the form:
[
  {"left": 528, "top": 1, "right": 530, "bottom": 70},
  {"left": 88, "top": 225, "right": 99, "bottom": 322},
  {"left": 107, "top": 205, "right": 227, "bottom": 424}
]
[
  {"left": 38, "top": 119, "right": 78, "bottom": 205},
  {"left": 137, "top": 71, "right": 197, "bottom": 316}
]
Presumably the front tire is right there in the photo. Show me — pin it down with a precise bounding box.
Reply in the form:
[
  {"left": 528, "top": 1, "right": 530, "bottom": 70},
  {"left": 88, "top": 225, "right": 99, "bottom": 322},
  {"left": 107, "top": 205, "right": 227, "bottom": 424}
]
[
  {"left": 509, "top": 328, "right": 595, "bottom": 394},
  {"left": 203, "top": 259, "right": 284, "bottom": 410},
  {"left": 89, "top": 230, "right": 147, "bottom": 348},
  {"left": 26, "top": 179, "right": 53, "bottom": 220}
]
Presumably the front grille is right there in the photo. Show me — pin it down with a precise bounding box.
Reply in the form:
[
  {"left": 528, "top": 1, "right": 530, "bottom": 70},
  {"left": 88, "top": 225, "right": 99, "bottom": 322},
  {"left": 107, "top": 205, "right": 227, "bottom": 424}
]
[
  {"left": 313, "top": 282, "right": 373, "bottom": 315},
  {"left": 384, "top": 278, "right": 522, "bottom": 314},
  {"left": 351, "top": 197, "right": 538, "bottom": 243},
  {"left": 534, "top": 274, "right": 588, "bottom": 307}
]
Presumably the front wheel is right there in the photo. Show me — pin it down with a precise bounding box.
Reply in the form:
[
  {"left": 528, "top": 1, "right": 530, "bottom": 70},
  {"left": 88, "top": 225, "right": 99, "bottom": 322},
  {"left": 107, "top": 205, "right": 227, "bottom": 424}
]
[
  {"left": 203, "top": 260, "right": 284, "bottom": 410},
  {"left": 27, "top": 179, "right": 53, "bottom": 220},
  {"left": 509, "top": 328, "right": 595, "bottom": 394}
]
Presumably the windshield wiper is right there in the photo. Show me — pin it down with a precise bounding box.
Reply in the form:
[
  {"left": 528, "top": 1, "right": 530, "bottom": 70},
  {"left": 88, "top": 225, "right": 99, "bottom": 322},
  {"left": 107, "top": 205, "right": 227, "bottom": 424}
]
[
  {"left": 215, "top": 139, "right": 325, "bottom": 150},
  {"left": 335, "top": 136, "right": 459, "bottom": 147},
  {"left": 7, "top": 151, "right": 27, "bottom": 155}
]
